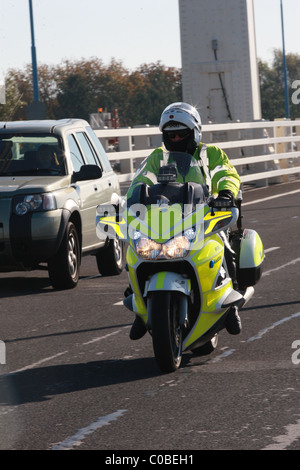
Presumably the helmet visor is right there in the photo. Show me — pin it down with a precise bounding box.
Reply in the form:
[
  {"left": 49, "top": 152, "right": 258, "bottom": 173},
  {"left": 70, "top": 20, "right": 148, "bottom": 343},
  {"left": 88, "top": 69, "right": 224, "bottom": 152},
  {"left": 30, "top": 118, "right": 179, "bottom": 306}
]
[{"left": 164, "top": 128, "right": 192, "bottom": 139}]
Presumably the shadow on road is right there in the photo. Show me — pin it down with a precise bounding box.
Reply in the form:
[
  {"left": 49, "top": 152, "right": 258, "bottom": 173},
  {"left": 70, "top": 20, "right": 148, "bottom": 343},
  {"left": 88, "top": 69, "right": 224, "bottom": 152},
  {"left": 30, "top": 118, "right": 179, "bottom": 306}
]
[
  {"left": 0, "top": 276, "right": 53, "bottom": 298},
  {"left": 0, "top": 356, "right": 176, "bottom": 405}
]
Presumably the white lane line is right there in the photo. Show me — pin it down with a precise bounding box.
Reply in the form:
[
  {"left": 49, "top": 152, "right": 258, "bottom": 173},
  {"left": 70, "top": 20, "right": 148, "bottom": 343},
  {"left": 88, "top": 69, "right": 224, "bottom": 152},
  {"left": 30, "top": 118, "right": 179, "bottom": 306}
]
[
  {"left": 51, "top": 409, "right": 127, "bottom": 450},
  {"left": 212, "top": 312, "right": 300, "bottom": 363},
  {"left": 262, "top": 418, "right": 300, "bottom": 450},
  {"left": 82, "top": 330, "right": 121, "bottom": 345},
  {"left": 4, "top": 351, "right": 69, "bottom": 376},
  {"left": 212, "top": 349, "right": 236, "bottom": 363},
  {"left": 264, "top": 247, "right": 280, "bottom": 254},
  {"left": 243, "top": 188, "right": 300, "bottom": 206},
  {"left": 246, "top": 312, "right": 300, "bottom": 343},
  {"left": 262, "top": 258, "right": 300, "bottom": 277}
]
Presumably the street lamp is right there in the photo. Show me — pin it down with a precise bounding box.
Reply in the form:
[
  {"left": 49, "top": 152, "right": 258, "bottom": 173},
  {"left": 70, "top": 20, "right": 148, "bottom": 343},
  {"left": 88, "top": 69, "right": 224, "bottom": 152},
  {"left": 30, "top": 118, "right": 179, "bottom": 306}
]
[
  {"left": 27, "top": 0, "right": 46, "bottom": 119},
  {"left": 280, "top": 0, "right": 290, "bottom": 118},
  {"left": 28, "top": 0, "right": 39, "bottom": 102}
]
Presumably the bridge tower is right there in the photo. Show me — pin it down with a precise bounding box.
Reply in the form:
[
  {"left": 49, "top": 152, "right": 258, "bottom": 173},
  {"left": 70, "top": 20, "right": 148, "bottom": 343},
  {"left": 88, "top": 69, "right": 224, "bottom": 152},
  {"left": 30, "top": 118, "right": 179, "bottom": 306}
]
[{"left": 179, "top": 0, "right": 261, "bottom": 123}]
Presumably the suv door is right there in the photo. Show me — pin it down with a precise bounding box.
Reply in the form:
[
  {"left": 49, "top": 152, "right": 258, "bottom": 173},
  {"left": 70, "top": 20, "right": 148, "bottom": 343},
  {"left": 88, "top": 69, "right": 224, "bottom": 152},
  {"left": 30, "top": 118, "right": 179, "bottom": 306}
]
[
  {"left": 75, "top": 130, "right": 117, "bottom": 246},
  {"left": 67, "top": 132, "right": 104, "bottom": 250}
]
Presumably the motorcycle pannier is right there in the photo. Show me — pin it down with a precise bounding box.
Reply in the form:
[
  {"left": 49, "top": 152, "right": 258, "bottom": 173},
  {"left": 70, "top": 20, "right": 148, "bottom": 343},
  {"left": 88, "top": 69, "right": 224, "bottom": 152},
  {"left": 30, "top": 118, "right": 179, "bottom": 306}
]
[{"left": 233, "top": 229, "right": 264, "bottom": 289}]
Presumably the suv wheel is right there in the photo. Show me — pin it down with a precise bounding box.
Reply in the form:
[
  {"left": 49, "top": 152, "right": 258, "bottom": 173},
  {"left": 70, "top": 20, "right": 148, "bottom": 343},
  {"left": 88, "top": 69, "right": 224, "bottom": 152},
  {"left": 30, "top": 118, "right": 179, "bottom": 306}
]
[
  {"left": 48, "top": 221, "right": 81, "bottom": 289},
  {"left": 96, "top": 238, "right": 124, "bottom": 276}
]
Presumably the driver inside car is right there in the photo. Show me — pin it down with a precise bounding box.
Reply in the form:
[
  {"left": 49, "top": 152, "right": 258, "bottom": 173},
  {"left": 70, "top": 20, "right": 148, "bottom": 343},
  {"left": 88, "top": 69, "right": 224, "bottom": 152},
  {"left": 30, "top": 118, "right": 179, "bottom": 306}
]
[
  {"left": 36, "top": 144, "right": 62, "bottom": 172},
  {"left": 126, "top": 102, "right": 241, "bottom": 340}
]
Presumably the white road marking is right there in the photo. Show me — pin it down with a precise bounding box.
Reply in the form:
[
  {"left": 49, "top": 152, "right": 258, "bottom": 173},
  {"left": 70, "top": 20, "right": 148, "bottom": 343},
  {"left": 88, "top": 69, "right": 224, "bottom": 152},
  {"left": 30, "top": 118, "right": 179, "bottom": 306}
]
[
  {"left": 264, "top": 247, "right": 280, "bottom": 254},
  {"left": 262, "top": 258, "right": 300, "bottom": 277},
  {"left": 51, "top": 409, "right": 127, "bottom": 450},
  {"left": 82, "top": 330, "right": 121, "bottom": 345},
  {"left": 5, "top": 351, "right": 69, "bottom": 376},
  {"left": 212, "top": 312, "right": 300, "bottom": 363},
  {"left": 262, "top": 418, "right": 300, "bottom": 450},
  {"left": 242, "top": 188, "right": 300, "bottom": 206},
  {"left": 246, "top": 312, "right": 300, "bottom": 343}
]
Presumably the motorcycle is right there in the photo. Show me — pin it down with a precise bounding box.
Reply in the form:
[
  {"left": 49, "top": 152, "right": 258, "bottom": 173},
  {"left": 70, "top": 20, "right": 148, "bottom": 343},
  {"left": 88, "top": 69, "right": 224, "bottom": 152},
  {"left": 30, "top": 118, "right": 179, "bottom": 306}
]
[{"left": 96, "top": 152, "right": 265, "bottom": 373}]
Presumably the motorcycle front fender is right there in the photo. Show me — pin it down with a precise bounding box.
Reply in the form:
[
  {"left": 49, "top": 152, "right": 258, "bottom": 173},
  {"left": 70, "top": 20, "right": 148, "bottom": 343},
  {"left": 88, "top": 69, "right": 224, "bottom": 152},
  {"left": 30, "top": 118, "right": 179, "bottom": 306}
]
[{"left": 144, "top": 271, "right": 191, "bottom": 297}]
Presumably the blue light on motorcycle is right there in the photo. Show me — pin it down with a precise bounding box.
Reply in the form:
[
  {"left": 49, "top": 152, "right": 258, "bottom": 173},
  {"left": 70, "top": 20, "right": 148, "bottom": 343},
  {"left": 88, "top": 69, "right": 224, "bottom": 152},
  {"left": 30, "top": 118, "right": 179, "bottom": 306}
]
[
  {"left": 183, "top": 227, "right": 196, "bottom": 241},
  {"left": 133, "top": 230, "right": 142, "bottom": 240},
  {"left": 209, "top": 260, "right": 215, "bottom": 268}
]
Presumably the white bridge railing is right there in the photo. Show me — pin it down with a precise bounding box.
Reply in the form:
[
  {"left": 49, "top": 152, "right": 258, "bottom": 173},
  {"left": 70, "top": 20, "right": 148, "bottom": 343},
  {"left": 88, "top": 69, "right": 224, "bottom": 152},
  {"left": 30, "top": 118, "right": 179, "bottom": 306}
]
[{"left": 94, "top": 119, "right": 300, "bottom": 188}]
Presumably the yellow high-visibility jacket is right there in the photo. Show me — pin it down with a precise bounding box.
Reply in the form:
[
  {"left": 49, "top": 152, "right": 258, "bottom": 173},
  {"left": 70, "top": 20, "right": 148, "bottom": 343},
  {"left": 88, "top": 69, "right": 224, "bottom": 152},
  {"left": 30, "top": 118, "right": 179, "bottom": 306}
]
[{"left": 127, "top": 143, "right": 240, "bottom": 199}]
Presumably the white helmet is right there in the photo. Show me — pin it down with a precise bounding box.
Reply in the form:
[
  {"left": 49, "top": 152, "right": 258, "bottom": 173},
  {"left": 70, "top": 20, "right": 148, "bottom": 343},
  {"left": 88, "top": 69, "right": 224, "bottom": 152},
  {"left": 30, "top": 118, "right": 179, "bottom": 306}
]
[{"left": 159, "top": 102, "right": 202, "bottom": 146}]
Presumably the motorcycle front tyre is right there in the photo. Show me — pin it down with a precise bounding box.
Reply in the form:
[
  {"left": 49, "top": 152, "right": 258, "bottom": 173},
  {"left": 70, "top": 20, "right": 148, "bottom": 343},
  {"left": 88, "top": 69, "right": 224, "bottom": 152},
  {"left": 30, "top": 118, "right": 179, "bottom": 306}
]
[{"left": 149, "top": 291, "right": 183, "bottom": 373}]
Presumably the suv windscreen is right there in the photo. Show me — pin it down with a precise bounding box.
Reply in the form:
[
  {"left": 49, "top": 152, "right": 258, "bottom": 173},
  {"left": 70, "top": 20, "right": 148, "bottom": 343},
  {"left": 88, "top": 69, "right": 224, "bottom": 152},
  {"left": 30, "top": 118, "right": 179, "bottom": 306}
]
[{"left": 0, "top": 134, "right": 66, "bottom": 176}]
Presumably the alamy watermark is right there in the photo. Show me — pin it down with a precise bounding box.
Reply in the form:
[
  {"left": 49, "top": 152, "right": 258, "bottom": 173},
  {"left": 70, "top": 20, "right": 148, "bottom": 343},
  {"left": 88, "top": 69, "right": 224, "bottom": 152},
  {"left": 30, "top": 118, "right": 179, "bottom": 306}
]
[
  {"left": 292, "top": 340, "right": 300, "bottom": 365},
  {"left": 292, "top": 80, "right": 300, "bottom": 105},
  {"left": 0, "top": 340, "right": 6, "bottom": 365},
  {"left": 96, "top": 202, "right": 206, "bottom": 244}
]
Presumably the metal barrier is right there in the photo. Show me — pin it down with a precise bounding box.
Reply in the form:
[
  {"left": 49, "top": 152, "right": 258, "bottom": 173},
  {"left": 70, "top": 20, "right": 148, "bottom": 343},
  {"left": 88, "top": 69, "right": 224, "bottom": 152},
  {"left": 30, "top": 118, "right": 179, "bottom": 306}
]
[{"left": 94, "top": 119, "right": 300, "bottom": 187}]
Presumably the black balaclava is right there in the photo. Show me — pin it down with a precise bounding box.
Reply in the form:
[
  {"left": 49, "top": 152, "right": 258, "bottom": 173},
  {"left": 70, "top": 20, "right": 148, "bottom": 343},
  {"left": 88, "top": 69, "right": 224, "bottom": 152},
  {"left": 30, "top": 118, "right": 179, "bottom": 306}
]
[{"left": 162, "top": 127, "right": 197, "bottom": 156}]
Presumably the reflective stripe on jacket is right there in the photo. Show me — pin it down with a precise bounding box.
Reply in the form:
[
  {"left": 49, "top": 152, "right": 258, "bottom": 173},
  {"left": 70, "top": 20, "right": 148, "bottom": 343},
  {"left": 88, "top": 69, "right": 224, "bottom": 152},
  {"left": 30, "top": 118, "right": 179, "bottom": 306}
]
[{"left": 127, "top": 143, "right": 240, "bottom": 199}]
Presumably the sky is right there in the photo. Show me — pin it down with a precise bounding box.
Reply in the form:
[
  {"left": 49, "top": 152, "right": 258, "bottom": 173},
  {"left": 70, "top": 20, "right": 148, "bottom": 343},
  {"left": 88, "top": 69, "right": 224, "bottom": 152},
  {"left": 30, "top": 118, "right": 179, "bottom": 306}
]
[{"left": 1, "top": 0, "right": 300, "bottom": 81}]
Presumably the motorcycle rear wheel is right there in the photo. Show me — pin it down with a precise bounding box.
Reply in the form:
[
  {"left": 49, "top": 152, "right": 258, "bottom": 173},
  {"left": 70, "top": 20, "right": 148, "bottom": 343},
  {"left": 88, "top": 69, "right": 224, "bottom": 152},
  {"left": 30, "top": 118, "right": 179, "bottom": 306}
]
[{"left": 149, "top": 291, "right": 183, "bottom": 373}]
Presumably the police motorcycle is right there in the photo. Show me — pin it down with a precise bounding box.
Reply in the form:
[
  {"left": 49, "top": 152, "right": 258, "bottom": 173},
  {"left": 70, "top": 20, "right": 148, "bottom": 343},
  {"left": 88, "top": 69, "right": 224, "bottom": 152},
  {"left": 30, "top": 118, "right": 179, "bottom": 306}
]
[{"left": 96, "top": 152, "right": 264, "bottom": 373}]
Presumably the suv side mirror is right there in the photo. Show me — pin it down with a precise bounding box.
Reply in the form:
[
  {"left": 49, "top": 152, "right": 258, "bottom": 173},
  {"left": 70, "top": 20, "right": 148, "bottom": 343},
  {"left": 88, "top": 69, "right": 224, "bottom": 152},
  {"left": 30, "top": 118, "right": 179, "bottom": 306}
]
[{"left": 73, "top": 164, "right": 102, "bottom": 181}]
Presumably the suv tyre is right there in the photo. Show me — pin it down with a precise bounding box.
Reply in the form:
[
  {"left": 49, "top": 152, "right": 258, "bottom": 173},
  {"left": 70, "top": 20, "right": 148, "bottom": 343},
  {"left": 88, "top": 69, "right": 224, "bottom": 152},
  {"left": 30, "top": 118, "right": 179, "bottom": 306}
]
[
  {"left": 48, "top": 221, "right": 81, "bottom": 289},
  {"left": 96, "top": 238, "right": 125, "bottom": 276}
]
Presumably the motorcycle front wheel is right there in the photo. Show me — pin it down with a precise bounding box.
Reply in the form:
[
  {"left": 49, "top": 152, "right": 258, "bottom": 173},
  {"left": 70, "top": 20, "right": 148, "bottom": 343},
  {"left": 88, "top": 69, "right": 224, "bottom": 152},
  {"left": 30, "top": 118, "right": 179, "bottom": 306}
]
[{"left": 149, "top": 291, "right": 183, "bottom": 373}]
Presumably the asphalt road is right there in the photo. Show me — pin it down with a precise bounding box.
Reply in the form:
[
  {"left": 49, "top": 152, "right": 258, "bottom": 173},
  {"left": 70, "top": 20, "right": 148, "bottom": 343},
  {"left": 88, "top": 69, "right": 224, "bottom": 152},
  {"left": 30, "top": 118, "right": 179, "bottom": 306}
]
[{"left": 0, "top": 179, "right": 300, "bottom": 452}]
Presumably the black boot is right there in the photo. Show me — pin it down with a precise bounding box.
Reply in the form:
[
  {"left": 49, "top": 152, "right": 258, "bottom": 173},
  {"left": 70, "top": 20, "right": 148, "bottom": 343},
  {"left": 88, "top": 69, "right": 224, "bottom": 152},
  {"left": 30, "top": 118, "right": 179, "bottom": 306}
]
[
  {"left": 225, "top": 306, "right": 242, "bottom": 335},
  {"left": 129, "top": 315, "right": 147, "bottom": 340}
]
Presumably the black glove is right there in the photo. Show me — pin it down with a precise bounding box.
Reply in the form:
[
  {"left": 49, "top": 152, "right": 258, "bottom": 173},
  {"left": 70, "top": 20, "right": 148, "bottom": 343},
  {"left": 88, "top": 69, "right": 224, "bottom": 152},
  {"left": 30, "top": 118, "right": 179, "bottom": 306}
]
[{"left": 213, "top": 190, "right": 235, "bottom": 208}]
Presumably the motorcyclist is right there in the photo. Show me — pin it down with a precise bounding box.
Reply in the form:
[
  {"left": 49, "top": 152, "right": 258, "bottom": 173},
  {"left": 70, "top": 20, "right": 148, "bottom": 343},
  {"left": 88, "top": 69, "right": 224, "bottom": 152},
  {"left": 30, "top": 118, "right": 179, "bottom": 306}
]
[{"left": 127, "top": 102, "right": 242, "bottom": 340}]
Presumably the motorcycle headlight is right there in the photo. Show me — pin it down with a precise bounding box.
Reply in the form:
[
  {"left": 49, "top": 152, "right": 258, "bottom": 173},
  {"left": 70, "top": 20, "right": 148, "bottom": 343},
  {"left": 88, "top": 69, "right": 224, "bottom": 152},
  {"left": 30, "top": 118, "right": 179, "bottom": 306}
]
[
  {"left": 136, "top": 235, "right": 191, "bottom": 260},
  {"left": 162, "top": 236, "right": 190, "bottom": 259},
  {"left": 13, "top": 193, "right": 57, "bottom": 216},
  {"left": 136, "top": 238, "right": 162, "bottom": 259}
]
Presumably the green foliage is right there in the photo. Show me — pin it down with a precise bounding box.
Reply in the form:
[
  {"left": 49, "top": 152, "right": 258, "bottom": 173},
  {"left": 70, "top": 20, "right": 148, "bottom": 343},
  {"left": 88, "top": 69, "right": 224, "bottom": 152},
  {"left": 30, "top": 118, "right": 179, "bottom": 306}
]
[
  {"left": 0, "top": 58, "right": 182, "bottom": 126},
  {"left": 3, "top": 49, "right": 299, "bottom": 124},
  {"left": 259, "top": 49, "right": 300, "bottom": 120}
]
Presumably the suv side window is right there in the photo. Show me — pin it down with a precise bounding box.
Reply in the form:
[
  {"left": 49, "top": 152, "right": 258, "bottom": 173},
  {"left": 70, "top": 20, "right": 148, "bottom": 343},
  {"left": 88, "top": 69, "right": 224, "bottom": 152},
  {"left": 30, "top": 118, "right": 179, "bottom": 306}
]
[
  {"left": 75, "top": 132, "right": 100, "bottom": 167},
  {"left": 85, "top": 127, "right": 112, "bottom": 173},
  {"left": 68, "top": 134, "right": 85, "bottom": 172}
]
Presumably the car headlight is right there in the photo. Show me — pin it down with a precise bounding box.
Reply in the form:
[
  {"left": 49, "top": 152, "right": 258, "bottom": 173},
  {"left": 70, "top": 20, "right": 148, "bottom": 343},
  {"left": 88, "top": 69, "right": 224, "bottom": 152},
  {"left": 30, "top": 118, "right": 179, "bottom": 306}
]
[
  {"left": 13, "top": 193, "right": 57, "bottom": 216},
  {"left": 136, "top": 235, "right": 191, "bottom": 260}
]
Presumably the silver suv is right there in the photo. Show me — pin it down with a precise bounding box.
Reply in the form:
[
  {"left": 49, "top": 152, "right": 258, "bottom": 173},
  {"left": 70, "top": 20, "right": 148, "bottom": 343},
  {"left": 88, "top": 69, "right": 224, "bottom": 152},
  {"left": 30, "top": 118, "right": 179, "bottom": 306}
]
[{"left": 0, "top": 119, "right": 124, "bottom": 289}]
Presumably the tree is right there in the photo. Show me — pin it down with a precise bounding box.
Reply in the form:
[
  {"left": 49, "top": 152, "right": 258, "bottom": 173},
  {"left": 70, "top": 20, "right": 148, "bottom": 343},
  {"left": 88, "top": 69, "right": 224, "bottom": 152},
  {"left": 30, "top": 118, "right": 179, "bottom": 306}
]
[
  {"left": 0, "top": 73, "right": 27, "bottom": 120},
  {"left": 0, "top": 58, "right": 182, "bottom": 125},
  {"left": 259, "top": 49, "right": 300, "bottom": 120},
  {"left": 124, "top": 62, "right": 182, "bottom": 126},
  {"left": 55, "top": 73, "right": 94, "bottom": 121}
]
